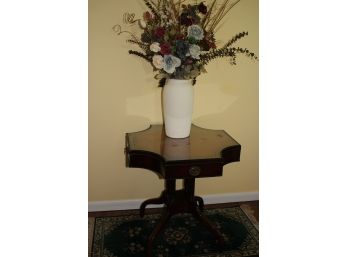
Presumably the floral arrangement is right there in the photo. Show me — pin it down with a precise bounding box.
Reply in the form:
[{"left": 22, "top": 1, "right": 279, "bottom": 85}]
[{"left": 114, "top": 0, "right": 258, "bottom": 86}]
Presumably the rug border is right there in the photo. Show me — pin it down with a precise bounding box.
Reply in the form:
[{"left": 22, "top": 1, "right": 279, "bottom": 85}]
[{"left": 90, "top": 205, "right": 259, "bottom": 257}]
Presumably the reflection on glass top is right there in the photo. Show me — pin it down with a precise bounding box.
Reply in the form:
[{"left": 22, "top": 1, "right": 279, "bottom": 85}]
[{"left": 127, "top": 124, "right": 239, "bottom": 161}]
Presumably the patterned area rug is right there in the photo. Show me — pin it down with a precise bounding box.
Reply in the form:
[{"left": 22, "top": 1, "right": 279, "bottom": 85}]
[{"left": 91, "top": 206, "right": 258, "bottom": 257}]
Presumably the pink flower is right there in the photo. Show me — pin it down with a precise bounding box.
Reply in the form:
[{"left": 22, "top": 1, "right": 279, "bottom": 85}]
[
  {"left": 176, "top": 34, "right": 184, "bottom": 40},
  {"left": 160, "top": 42, "right": 172, "bottom": 55},
  {"left": 154, "top": 27, "right": 166, "bottom": 39},
  {"left": 143, "top": 11, "right": 152, "bottom": 21},
  {"left": 198, "top": 2, "right": 208, "bottom": 14},
  {"left": 209, "top": 41, "right": 216, "bottom": 49}
]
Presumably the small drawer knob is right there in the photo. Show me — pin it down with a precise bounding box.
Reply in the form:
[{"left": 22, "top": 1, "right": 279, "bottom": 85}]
[{"left": 189, "top": 166, "right": 201, "bottom": 176}]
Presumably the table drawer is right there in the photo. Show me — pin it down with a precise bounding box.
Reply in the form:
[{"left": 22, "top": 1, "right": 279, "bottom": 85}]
[{"left": 163, "top": 162, "right": 223, "bottom": 179}]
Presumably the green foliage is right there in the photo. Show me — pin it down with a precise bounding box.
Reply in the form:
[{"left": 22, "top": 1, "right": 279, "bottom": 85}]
[
  {"left": 192, "top": 77, "right": 197, "bottom": 86},
  {"left": 126, "top": 39, "right": 150, "bottom": 54},
  {"left": 128, "top": 50, "right": 152, "bottom": 63},
  {"left": 232, "top": 47, "right": 258, "bottom": 60},
  {"left": 223, "top": 31, "right": 249, "bottom": 49},
  {"left": 200, "top": 48, "right": 235, "bottom": 65},
  {"left": 199, "top": 31, "right": 257, "bottom": 66},
  {"left": 143, "top": 0, "right": 160, "bottom": 19},
  {"left": 158, "top": 77, "right": 167, "bottom": 87},
  {"left": 158, "top": 77, "right": 197, "bottom": 87}
]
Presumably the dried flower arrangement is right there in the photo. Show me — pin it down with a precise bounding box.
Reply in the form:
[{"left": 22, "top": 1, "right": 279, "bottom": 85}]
[{"left": 114, "top": 0, "right": 258, "bottom": 86}]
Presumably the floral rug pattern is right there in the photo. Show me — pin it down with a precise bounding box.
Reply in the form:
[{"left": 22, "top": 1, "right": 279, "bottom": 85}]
[{"left": 91, "top": 207, "right": 258, "bottom": 257}]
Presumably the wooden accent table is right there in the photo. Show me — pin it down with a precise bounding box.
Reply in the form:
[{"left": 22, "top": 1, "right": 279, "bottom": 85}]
[{"left": 124, "top": 124, "right": 241, "bottom": 257}]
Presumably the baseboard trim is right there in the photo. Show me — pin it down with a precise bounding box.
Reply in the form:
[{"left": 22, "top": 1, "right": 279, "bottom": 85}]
[{"left": 88, "top": 191, "right": 258, "bottom": 212}]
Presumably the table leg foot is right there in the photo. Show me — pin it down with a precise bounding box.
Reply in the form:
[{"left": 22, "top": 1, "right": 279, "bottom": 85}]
[
  {"left": 140, "top": 192, "right": 165, "bottom": 217},
  {"left": 147, "top": 210, "right": 171, "bottom": 257},
  {"left": 194, "top": 196, "right": 204, "bottom": 211},
  {"left": 192, "top": 207, "right": 225, "bottom": 246}
]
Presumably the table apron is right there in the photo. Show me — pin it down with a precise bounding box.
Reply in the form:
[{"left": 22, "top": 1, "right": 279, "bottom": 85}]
[{"left": 163, "top": 162, "right": 224, "bottom": 179}]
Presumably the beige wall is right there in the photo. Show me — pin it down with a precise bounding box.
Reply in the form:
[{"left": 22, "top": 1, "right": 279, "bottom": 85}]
[{"left": 89, "top": 0, "right": 259, "bottom": 201}]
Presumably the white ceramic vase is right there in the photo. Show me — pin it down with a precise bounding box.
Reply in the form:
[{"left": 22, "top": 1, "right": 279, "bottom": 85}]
[{"left": 162, "top": 79, "right": 193, "bottom": 138}]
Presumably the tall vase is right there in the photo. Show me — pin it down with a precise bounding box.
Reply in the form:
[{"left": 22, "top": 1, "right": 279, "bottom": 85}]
[{"left": 162, "top": 79, "right": 193, "bottom": 138}]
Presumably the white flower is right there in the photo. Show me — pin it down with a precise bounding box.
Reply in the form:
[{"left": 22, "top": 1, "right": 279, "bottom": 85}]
[
  {"left": 152, "top": 55, "right": 164, "bottom": 69},
  {"left": 189, "top": 44, "right": 201, "bottom": 59},
  {"left": 138, "top": 20, "right": 147, "bottom": 29},
  {"left": 150, "top": 42, "right": 161, "bottom": 53},
  {"left": 163, "top": 55, "right": 181, "bottom": 74},
  {"left": 187, "top": 25, "right": 204, "bottom": 41}
]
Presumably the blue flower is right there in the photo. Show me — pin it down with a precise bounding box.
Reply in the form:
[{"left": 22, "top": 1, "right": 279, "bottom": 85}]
[
  {"left": 187, "top": 25, "right": 204, "bottom": 41},
  {"left": 163, "top": 55, "right": 181, "bottom": 74},
  {"left": 175, "top": 40, "right": 190, "bottom": 59}
]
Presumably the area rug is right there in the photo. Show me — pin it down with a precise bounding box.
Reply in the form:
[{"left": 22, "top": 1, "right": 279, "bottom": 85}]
[{"left": 91, "top": 206, "right": 258, "bottom": 257}]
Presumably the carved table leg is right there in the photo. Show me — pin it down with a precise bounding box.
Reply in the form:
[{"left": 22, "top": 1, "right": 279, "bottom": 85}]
[
  {"left": 184, "top": 178, "right": 224, "bottom": 247},
  {"left": 139, "top": 180, "right": 175, "bottom": 217},
  {"left": 146, "top": 209, "right": 171, "bottom": 257},
  {"left": 192, "top": 206, "right": 225, "bottom": 247},
  {"left": 140, "top": 191, "right": 165, "bottom": 217}
]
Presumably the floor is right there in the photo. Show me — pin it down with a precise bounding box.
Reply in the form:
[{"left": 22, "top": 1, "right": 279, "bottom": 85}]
[
  {"left": 88, "top": 201, "right": 259, "bottom": 256},
  {"left": 88, "top": 200, "right": 259, "bottom": 220}
]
